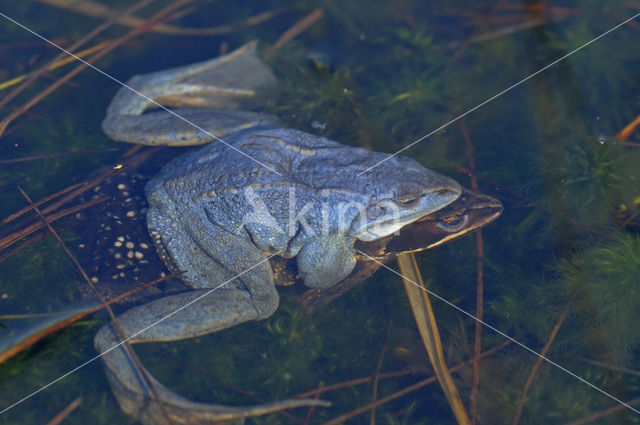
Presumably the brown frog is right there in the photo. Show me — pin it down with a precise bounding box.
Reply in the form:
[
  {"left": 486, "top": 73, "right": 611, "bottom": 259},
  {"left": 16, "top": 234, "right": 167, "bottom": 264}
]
[{"left": 94, "top": 41, "right": 501, "bottom": 425}]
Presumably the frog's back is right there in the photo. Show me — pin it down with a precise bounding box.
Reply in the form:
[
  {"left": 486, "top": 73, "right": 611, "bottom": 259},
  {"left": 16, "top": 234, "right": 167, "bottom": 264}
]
[{"left": 146, "top": 128, "right": 346, "bottom": 201}]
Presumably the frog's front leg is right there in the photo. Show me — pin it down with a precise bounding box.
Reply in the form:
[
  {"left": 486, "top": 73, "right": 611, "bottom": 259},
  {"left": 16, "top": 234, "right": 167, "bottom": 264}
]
[
  {"left": 95, "top": 215, "right": 326, "bottom": 425},
  {"left": 297, "top": 234, "right": 357, "bottom": 289},
  {"left": 102, "top": 41, "right": 280, "bottom": 146}
]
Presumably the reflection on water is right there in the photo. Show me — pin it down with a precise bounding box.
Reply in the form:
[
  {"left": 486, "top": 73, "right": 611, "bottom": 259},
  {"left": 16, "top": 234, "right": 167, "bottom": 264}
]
[{"left": 1, "top": 1, "right": 640, "bottom": 424}]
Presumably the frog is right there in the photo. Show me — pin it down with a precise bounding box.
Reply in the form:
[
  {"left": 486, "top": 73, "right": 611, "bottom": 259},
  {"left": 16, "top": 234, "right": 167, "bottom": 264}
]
[{"left": 94, "top": 41, "right": 465, "bottom": 425}]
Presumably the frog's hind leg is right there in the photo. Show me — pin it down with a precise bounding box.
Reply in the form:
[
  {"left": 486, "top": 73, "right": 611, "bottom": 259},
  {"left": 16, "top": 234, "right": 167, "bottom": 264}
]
[
  {"left": 95, "top": 289, "right": 327, "bottom": 425},
  {"left": 102, "top": 40, "right": 280, "bottom": 146},
  {"left": 95, "top": 208, "right": 324, "bottom": 424}
]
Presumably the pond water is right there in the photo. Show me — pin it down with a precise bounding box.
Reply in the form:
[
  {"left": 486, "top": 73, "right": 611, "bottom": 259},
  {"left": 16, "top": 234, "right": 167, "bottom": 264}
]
[{"left": 1, "top": 1, "right": 640, "bottom": 424}]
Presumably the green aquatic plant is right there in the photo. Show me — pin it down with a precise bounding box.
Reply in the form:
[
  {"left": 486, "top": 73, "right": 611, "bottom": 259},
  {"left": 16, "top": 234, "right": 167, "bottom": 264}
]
[
  {"left": 0, "top": 230, "right": 81, "bottom": 313},
  {"left": 269, "top": 13, "right": 453, "bottom": 171},
  {"left": 0, "top": 320, "right": 130, "bottom": 425},
  {"left": 541, "top": 137, "right": 640, "bottom": 230},
  {"left": 273, "top": 62, "right": 367, "bottom": 146},
  {"left": 561, "top": 233, "right": 640, "bottom": 364}
]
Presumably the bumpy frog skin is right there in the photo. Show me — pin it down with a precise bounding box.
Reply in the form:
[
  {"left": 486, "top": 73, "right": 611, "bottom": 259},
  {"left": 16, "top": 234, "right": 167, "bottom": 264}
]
[{"left": 95, "top": 42, "right": 462, "bottom": 425}]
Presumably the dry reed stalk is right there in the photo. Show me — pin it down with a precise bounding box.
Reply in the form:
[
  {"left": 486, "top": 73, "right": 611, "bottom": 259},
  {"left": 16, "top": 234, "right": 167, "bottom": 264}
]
[
  {"left": 0, "top": 0, "right": 158, "bottom": 111},
  {"left": 0, "top": 0, "right": 193, "bottom": 137},
  {"left": 398, "top": 253, "right": 471, "bottom": 425},
  {"left": 0, "top": 272, "right": 175, "bottom": 364}
]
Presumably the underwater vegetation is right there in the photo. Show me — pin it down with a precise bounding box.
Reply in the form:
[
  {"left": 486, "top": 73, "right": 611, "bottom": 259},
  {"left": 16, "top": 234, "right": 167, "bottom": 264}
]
[{"left": 0, "top": 0, "right": 640, "bottom": 424}]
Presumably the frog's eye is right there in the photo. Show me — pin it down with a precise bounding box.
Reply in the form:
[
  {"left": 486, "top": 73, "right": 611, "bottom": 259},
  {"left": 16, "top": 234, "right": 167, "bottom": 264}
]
[
  {"left": 396, "top": 197, "right": 421, "bottom": 208},
  {"left": 436, "top": 214, "right": 469, "bottom": 232}
]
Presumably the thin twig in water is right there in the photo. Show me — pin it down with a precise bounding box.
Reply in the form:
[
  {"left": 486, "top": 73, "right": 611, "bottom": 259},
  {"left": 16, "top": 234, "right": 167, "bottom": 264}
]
[
  {"left": 449, "top": 3, "right": 576, "bottom": 55},
  {"left": 617, "top": 113, "right": 640, "bottom": 140},
  {"left": 262, "top": 9, "right": 325, "bottom": 57},
  {"left": 0, "top": 178, "right": 24, "bottom": 192},
  {"left": 303, "top": 382, "right": 324, "bottom": 425},
  {"left": 0, "top": 0, "right": 193, "bottom": 138},
  {"left": 319, "top": 340, "right": 512, "bottom": 425},
  {"left": 552, "top": 355, "right": 640, "bottom": 378},
  {"left": 0, "top": 149, "right": 156, "bottom": 266},
  {"left": 154, "top": 349, "right": 305, "bottom": 425},
  {"left": 0, "top": 0, "right": 158, "bottom": 111},
  {"left": 620, "top": 207, "right": 640, "bottom": 231},
  {"left": 36, "top": 0, "right": 284, "bottom": 36},
  {"left": 44, "top": 396, "right": 83, "bottom": 425},
  {"left": 393, "top": 0, "right": 416, "bottom": 28},
  {"left": 564, "top": 396, "right": 640, "bottom": 425},
  {"left": 452, "top": 1, "right": 510, "bottom": 60},
  {"left": 2, "top": 106, "right": 57, "bottom": 137},
  {"left": 370, "top": 320, "right": 391, "bottom": 425},
  {"left": 510, "top": 308, "right": 569, "bottom": 425},
  {"left": 37, "top": 150, "right": 154, "bottom": 215},
  {"left": 0, "top": 148, "right": 118, "bottom": 164},
  {"left": 0, "top": 41, "right": 110, "bottom": 91},
  {"left": 460, "top": 120, "right": 484, "bottom": 425},
  {"left": 0, "top": 233, "right": 45, "bottom": 263},
  {"left": 0, "top": 182, "right": 83, "bottom": 226},
  {"left": 294, "top": 369, "right": 415, "bottom": 399},
  {"left": 0, "top": 196, "right": 108, "bottom": 252},
  {"left": 451, "top": 17, "right": 546, "bottom": 50}
]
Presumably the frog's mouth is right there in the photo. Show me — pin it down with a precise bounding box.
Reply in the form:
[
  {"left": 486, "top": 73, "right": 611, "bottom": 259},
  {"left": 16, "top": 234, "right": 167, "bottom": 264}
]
[{"left": 352, "top": 187, "right": 461, "bottom": 241}]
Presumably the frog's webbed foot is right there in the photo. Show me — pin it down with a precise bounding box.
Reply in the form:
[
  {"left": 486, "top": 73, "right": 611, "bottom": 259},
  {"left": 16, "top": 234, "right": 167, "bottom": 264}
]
[
  {"left": 95, "top": 291, "right": 329, "bottom": 425},
  {"left": 102, "top": 40, "right": 280, "bottom": 146}
]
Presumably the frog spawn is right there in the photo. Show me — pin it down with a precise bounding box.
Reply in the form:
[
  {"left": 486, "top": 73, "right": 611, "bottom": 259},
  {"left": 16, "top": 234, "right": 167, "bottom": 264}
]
[{"left": 72, "top": 170, "right": 178, "bottom": 303}]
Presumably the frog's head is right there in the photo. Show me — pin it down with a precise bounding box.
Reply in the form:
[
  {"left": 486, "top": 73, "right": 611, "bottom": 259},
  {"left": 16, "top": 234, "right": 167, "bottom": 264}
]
[
  {"left": 289, "top": 136, "right": 462, "bottom": 242},
  {"left": 349, "top": 152, "right": 462, "bottom": 242}
]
